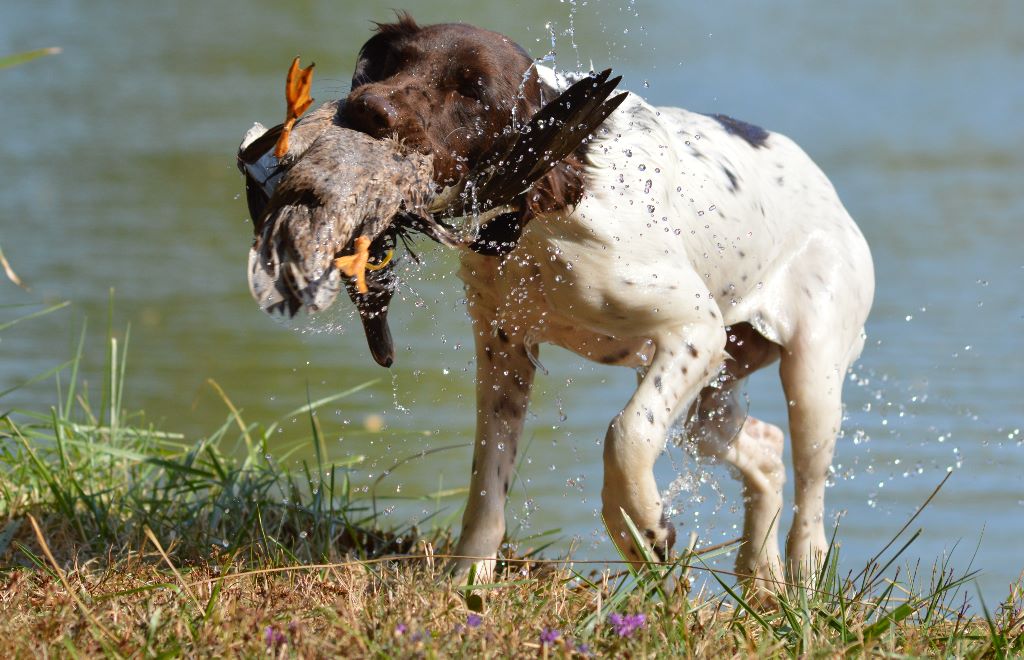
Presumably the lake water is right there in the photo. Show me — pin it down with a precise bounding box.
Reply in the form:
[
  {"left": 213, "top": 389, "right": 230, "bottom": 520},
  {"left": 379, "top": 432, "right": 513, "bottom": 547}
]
[{"left": 2, "top": 1, "right": 1021, "bottom": 599}]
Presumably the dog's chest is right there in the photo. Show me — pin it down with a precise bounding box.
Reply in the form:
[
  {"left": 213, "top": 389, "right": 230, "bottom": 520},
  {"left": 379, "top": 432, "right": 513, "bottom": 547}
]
[{"left": 459, "top": 248, "right": 656, "bottom": 367}]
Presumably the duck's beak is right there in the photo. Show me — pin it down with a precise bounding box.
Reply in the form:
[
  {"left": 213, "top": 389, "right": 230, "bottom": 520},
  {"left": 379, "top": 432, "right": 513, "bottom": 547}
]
[
  {"left": 344, "top": 274, "right": 396, "bottom": 368},
  {"left": 360, "top": 307, "right": 395, "bottom": 368}
]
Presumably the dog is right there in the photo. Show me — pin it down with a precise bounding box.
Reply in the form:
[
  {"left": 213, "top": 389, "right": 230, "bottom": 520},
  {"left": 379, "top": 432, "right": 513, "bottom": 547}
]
[{"left": 341, "top": 13, "right": 874, "bottom": 590}]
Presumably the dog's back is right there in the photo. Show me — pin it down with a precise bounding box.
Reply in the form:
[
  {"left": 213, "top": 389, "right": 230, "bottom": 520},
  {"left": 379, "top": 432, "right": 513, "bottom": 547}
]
[{"left": 487, "top": 91, "right": 872, "bottom": 359}]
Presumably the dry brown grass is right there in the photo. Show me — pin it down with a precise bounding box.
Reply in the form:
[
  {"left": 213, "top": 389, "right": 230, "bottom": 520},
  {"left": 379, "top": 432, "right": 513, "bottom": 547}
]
[
  {"left": 4, "top": 539, "right": 1021, "bottom": 659},
  {"left": 1, "top": 553, "right": 705, "bottom": 658}
]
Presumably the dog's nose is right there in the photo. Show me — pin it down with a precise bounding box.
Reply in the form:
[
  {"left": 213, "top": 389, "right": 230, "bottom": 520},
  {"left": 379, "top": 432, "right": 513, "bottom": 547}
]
[{"left": 347, "top": 92, "right": 399, "bottom": 135}]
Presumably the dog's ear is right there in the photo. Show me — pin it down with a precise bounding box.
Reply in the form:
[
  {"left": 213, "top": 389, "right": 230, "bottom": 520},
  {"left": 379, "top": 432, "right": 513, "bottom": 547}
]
[{"left": 351, "top": 11, "right": 421, "bottom": 88}]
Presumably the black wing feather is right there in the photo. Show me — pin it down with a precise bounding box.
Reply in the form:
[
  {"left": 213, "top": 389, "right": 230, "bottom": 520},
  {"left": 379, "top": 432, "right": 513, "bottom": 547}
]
[{"left": 466, "top": 69, "right": 627, "bottom": 211}]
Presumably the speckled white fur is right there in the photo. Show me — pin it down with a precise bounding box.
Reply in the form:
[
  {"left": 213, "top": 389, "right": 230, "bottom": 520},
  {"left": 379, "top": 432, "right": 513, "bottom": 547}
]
[{"left": 452, "top": 82, "right": 874, "bottom": 593}]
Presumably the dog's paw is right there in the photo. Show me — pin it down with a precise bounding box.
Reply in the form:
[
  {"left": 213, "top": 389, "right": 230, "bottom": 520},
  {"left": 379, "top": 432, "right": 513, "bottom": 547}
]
[
  {"left": 649, "top": 514, "right": 677, "bottom": 562},
  {"left": 625, "top": 515, "right": 676, "bottom": 562},
  {"left": 737, "top": 553, "right": 784, "bottom": 606},
  {"left": 447, "top": 556, "right": 497, "bottom": 585}
]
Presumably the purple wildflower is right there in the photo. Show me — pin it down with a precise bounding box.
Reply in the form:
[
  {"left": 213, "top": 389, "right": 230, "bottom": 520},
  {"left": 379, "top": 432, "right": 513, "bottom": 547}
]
[
  {"left": 264, "top": 625, "right": 287, "bottom": 650},
  {"left": 395, "top": 623, "right": 407, "bottom": 635},
  {"left": 566, "top": 638, "right": 591, "bottom": 656},
  {"left": 540, "top": 628, "right": 561, "bottom": 646},
  {"left": 608, "top": 612, "right": 646, "bottom": 637},
  {"left": 466, "top": 613, "right": 483, "bottom": 628}
]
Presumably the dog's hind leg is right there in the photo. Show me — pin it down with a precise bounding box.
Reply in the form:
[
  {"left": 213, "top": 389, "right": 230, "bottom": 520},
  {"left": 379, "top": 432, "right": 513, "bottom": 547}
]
[
  {"left": 450, "top": 318, "right": 537, "bottom": 583},
  {"left": 687, "top": 325, "right": 786, "bottom": 593},
  {"left": 690, "top": 381, "right": 786, "bottom": 593},
  {"left": 602, "top": 323, "right": 726, "bottom": 564},
  {"left": 779, "top": 333, "right": 852, "bottom": 582}
]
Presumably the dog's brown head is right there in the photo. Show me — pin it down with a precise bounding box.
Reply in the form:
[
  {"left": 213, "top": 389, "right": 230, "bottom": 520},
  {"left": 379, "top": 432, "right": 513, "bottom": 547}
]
[{"left": 343, "top": 13, "right": 583, "bottom": 218}]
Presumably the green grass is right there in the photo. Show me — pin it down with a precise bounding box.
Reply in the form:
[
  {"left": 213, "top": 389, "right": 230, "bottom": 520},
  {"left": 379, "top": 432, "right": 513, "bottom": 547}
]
[
  {"left": 0, "top": 46, "right": 61, "bottom": 70},
  {"left": 1, "top": 300, "right": 422, "bottom": 567},
  {"left": 2, "top": 301, "right": 1022, "bottom": 657}
]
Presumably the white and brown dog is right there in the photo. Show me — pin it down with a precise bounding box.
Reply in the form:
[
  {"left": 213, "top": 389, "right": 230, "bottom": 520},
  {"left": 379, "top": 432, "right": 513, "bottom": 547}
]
[
  {"left": 246, "top": 16, "right": 874, "bottom": 591},
  {"left": 454, "top": 74, "right": 874, "bottom": 587}
]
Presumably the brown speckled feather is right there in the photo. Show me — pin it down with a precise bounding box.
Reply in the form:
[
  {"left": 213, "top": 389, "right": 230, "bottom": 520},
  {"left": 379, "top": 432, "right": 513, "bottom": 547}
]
[{"left": 247, "top": 127, "right": 434, "bottom": 316}]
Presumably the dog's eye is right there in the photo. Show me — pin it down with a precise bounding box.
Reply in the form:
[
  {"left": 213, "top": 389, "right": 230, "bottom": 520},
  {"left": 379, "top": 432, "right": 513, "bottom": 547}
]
[{"left": 457, "top": 72, "right": 486, "bottom": 101}]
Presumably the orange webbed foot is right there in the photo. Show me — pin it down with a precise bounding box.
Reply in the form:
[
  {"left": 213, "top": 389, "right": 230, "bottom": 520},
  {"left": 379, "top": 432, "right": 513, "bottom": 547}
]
[
  {"left": 334, "top": 236, "right": 371, "bottom": 294},
  {"left": 274, "top": 56, "right": 316, "bottom": 158}
]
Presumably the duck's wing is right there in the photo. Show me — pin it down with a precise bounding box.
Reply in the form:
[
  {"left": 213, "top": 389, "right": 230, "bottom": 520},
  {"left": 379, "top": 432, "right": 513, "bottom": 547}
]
[
  {"left": 434, "top": 69, "right": 626, "bottom": 217},
  {"left": 477, "top": 69, "right": 625, "bottom": 206}
]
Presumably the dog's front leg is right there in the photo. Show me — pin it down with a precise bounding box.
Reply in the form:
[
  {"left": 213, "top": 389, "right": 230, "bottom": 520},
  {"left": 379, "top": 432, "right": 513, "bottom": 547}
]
[
  {"left": 602, "top": 325, "right": 726, "bottom": 563},
  {"left": 450, "top": 321, "right": 536, "bottom": 582}
]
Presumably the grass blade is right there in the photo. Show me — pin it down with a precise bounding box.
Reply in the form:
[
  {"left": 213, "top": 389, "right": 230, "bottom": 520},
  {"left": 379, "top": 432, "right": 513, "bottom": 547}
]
[{"left": 0, "top": 47, "right": 61, "bottom": 69}]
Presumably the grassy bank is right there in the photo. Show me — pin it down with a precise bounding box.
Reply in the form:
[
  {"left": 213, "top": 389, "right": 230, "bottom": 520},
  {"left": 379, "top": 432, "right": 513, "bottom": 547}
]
[{"left": 2, "top": 303, "right": 1022, "bottom": 657}]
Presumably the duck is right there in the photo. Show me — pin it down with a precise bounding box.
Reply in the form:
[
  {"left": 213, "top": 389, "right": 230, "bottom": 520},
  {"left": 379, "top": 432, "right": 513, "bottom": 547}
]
[{"left": 237, "top": 59, "right": 625, "bottom": 367}]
